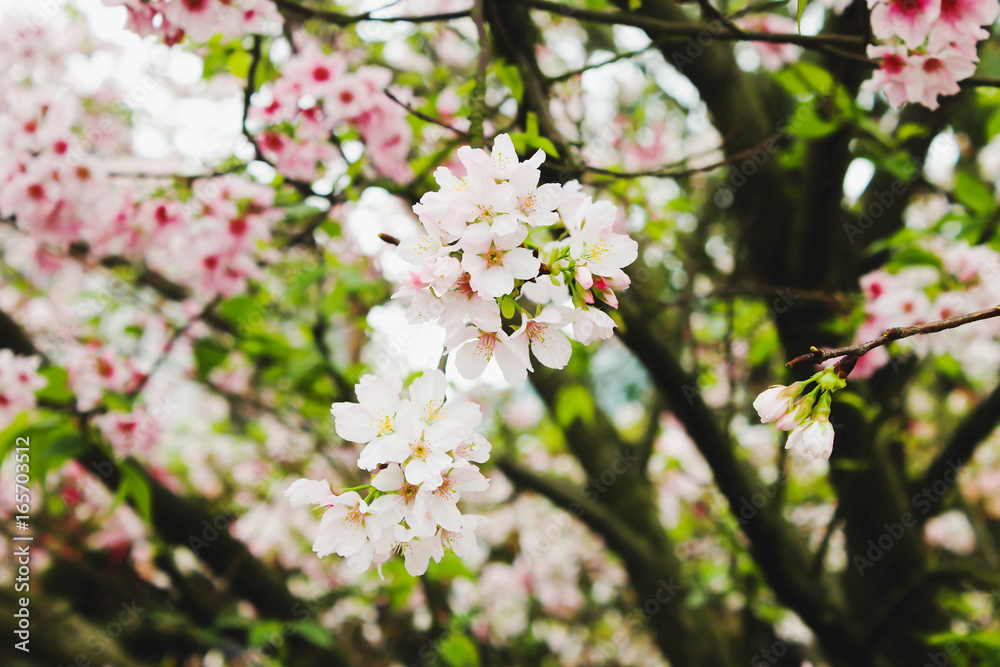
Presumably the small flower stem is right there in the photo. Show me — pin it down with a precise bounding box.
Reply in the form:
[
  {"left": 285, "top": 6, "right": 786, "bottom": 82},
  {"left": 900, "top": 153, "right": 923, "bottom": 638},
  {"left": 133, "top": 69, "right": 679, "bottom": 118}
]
[
  {"left": 341, "top": 484, "right": 372, "bottom": 493},
  {"left": 786, "top": 305, "right": 1000, "bottom": 369}
]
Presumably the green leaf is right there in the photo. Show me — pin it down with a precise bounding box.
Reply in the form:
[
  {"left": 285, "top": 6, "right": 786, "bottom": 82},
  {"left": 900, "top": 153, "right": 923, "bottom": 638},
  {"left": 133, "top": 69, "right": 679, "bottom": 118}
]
[
  {"left": 784, "top": 102, "right": 840, "bottom": 139},
  {"left": 249, "top": 620, "right": 284, "bottom": 649},
  {"left": 194, "top": 338, "right": 229, "bottom": 380},
  {"left": 952, "top": 170, "right": 996, "bottom": 217},
  {"left": 35, "top": 366, "right": 74, "bottom": 404},
  {"left": 226, "top": 49, "right": 252, "bottom": 79},
  {"left": 748, "top": 328, "right": 779, "bottom": 367},
  {"left": 987, "top": 107, "right": 1000, "bottom": 140},
  {"left": 36, "top": 433, "right": 88, "bottom": 480},
  {"left": 217, "top": 295, "right": 259, "bottom": 324},
  {"left": 525, "top": 135, "right": 560, "bottom": 158},
  {"left": 119, "top": 462, "right": 153, "bottom": 523},
  {"left": 897, "top": 123, "right": 929, "bottom": 141},
  {"left": 0, "top": 412, "right": 33, "bottom": 464},
  {"left": 516, "top": 112, "right": 560, "bottom": 157},
  {"left": 440, "top": 632, "right": 479, "bottom": 667},
  {"left": 293, "top": 621, "right": 332, "bottom": 649},
  {"left": 797, "top": 0, "right": 806, "bottom": 31},
  {"left": 555, "top": 384, "right": 595, "bottom": 427},
  {"left": 495, "top": 61, "right": 523, "bottom": 101},
  {"left": 886, "top": 246, "right": 943, "bottom": 272},
  {"left": 500, "top": 295, "right": 516, "bottom": 320},
  {"left": 775, "top": 63, "right": 834, "bottom": 97}
]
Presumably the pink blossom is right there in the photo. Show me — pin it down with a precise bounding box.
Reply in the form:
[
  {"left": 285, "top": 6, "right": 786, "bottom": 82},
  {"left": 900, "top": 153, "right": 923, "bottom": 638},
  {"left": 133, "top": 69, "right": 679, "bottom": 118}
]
[
  {"left": 906, "top": 47, "right": 978, "bottom": 110},
  {"left": 94, "top": 409, "right": 160, "bottom": 458},
  {"left": 0, "top": 351, "right": 44, "bottom": 428},
  {"left": 928, "top": 0, "right": 998, "bottom": 51},
  {"left": 862, "top": 45, "right": 924, "bottom": 108},
  {"left": 870, "top": 0, "right": 942, "bottom": 48}
]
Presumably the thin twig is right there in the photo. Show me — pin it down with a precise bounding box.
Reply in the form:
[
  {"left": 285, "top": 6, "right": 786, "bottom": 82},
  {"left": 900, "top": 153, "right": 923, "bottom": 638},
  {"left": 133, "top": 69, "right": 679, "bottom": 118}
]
[
  {"left": 786, "top": 305, "right": 1000, "bottom": 368},
  {"left": 518, "top": 0, "right": 864, "bottom": 48},
  {"left": 272, "top": 0, "right": 470, "bottom": 25},
  {"left": 577, "top": 131, "right": 790, "bottom": 181},
  {"left": 127, "top": 296, "right": 222, "bottom": 399},
  {"left": 547, "top": 38, "right": 670, "bottom": 83},
  {"left": 383, "top": 88, "right": 470, "bottom": 138},
  {"left": 107, "top": 166, "right": 241, "bottom": 180},
  {"left": 661, "top": 284, "right": 852, "bottom": 308},
  {"left": 242, "top": 35, "right": 264, "bottom": 163}
]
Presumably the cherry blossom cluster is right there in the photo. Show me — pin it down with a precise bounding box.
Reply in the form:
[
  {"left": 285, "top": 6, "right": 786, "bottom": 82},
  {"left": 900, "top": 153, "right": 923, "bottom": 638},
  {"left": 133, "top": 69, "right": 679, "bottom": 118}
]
[
  {"left": 847, "top": 241, "right": 1000, "bottom": 378},
  {"left": 753, "top": 366, "right": 847, "bottom": 460},
  {"left": 0, "top": 20, "right": 284, "bottom": 300},
  {"left": 393, "top": 133, "right": 639, "bottom": 385},
  {"left": 104, "top": 0, "right": 283, "bottom": 46},
  {"left": 862, "top": 0, "right": 998, "bottom": 109},
  {"left": 119, "top": 178, "right": 283, "bottom": 298},
  {"left": 286, "top": 370, "right": 492, "bottom": 576},
  {"left": 0, "top": 351, "right": 45, "bottom": 431},
  {"left": 249, "top": 39, "right": 412, "bottom": 182}
]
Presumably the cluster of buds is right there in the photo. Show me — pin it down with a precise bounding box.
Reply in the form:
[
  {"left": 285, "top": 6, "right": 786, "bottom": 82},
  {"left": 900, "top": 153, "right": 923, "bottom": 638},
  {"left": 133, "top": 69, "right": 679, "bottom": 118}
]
[{"left": 753, "top": 365, "right": 849, "bottom": 460}]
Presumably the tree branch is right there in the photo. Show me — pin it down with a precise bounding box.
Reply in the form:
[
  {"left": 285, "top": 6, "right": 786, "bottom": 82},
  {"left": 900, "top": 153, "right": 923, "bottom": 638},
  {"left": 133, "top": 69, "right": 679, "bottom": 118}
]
[
  {"left": 495, "top": 457, "right": 660, "bottom": 568},
  {"left": 469, "top": 0, "right": 490, "bottom": 148},
  {"left": 786, "top": 305, "right": 1000, "bottom": 368},
  {"left": 518, "top": 0, "right": 864, "bottom": 49},
  {"left": 272, "top": 0, "right": 470, "bottom": 25},
  {"left": 616, "top": 287, "right": 857, "bottom": 654}
]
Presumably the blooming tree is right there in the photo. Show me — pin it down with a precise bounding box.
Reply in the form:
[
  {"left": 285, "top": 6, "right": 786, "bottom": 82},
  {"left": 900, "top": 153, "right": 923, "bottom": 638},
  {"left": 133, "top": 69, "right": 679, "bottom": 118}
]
[{"left": 2, "top": 0, "right": 1000, "bottom": 665}]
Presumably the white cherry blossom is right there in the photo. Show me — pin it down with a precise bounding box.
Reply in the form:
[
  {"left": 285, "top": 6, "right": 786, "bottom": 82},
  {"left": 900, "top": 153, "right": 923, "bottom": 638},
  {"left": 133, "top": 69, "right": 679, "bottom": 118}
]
[{"left": 460, "top": 223, "right": 540, "bottom": 299}]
